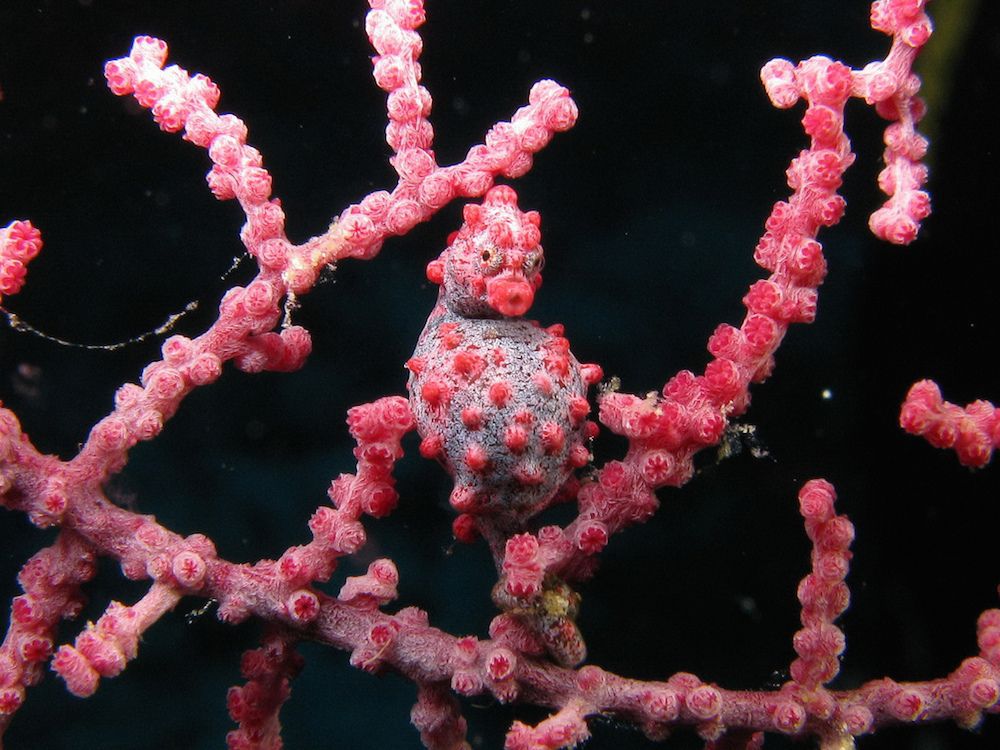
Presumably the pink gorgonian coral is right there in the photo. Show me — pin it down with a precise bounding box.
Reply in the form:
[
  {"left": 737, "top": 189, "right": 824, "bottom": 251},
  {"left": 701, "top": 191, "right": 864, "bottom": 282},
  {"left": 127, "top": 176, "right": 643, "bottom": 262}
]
[{"left": 2, "top": 1, "right": 999, "bottom": 748}]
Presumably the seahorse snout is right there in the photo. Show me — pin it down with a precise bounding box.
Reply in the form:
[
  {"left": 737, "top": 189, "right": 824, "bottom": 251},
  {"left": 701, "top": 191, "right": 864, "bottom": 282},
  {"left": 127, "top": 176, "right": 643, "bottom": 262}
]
[{"left": 487, "top": 276, "right": 534, "bottom": 317}]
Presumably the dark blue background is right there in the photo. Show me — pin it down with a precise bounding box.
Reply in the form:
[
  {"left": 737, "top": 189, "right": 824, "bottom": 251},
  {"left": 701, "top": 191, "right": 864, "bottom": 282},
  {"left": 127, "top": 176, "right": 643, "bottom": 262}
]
[{"left": 2, "top": 1, "right": 999, "bottom": 748}]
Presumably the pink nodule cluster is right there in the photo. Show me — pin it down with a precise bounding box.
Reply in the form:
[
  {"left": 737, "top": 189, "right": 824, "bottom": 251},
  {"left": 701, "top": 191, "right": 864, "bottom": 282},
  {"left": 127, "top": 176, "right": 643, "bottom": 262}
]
[
  {"left": 0, "top": 222, "right": 42, "bottom": 304},
  {"left": 2, "top": 0, "right": 998, "bottom": 748}
]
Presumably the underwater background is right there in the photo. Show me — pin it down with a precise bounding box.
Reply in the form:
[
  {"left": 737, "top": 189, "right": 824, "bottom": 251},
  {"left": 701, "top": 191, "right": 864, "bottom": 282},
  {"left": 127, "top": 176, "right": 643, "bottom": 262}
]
[{"left": 2, "top": 1, "right": 999, "bottom": 748}]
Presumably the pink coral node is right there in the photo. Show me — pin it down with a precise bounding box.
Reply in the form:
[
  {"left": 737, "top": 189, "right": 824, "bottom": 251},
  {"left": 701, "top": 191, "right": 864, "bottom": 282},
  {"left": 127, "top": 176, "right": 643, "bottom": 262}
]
[
  {"left": 338, "top": 559, "right": 399, "bottom": 606},
  {"left": 900, "top": 380, "right": 999, "bottom": 467},
  {"left": 0, "top": 221, "right": 43, "bottom": 299},
  {"left": 871, "top": 0, "right": 933, "bottom": 46}
]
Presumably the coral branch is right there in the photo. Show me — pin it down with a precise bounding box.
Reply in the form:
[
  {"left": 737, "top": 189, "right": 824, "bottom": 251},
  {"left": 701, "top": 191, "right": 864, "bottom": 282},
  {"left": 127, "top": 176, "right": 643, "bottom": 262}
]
[
  {"left": 864, "top": 0, "right": 934, "bottom": 244},
  {"left": 51, "top": 3, "right": 576, "bottom": 493},
  {"left": 278, "top": 396, "right": 414, "bottom": 593},
  {"left": 3, "top": 0, "right": 999, "bottom": 747},
  {"left": 505, "top": 699, "right": 590, "bottom": 750},
  {"left": 0, "top": 222, "right": 42, "bottom": 304},
  {"left": 226, "top": 631, "right": 304, "bottom": 750},
  {"left": 789, "top": 480, "right": 852, "bottom": 694},
  {"left": 600, "top": 0, "right": 933, "bottom": 497},
  {"left": 900, "top": 380, "right": 1000, "bottom": 467},
  {"left": 51, "top": 582, "right": 181, "bottom": 697},
  {"left": 0, "top": 533, "right": 94, "bottom": 728},
  {"left": 411, "top": 681, "right": 469, "bottom": 750}
]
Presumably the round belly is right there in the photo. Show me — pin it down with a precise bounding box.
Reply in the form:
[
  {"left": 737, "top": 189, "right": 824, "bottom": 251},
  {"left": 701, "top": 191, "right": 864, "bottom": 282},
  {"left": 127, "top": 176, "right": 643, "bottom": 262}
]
[{"left": 407, "top": 315, "right": 593, "bottom": 514}]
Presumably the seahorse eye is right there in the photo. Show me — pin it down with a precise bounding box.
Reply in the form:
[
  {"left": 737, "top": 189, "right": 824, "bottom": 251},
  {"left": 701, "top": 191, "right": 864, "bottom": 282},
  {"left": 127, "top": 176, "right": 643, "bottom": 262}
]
[
  {"left": 523, "top": 252, "right": 544, "bottom": 273},
  {"left": 480, "top": 246, "right": 503, "bottom": 273}
]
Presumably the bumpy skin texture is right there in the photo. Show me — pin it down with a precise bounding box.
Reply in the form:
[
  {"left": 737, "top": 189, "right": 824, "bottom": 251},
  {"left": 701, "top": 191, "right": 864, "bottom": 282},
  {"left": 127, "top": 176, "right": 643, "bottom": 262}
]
[{"left": 407, "top": 186, "right": 601, "bottom": 521}]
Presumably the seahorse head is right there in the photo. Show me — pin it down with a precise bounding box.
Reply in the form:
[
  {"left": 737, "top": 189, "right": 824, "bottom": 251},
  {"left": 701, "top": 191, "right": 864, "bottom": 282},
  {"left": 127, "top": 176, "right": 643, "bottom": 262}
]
[{"left": 426, "top": 185, "right": 544, "bottom": 318}]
